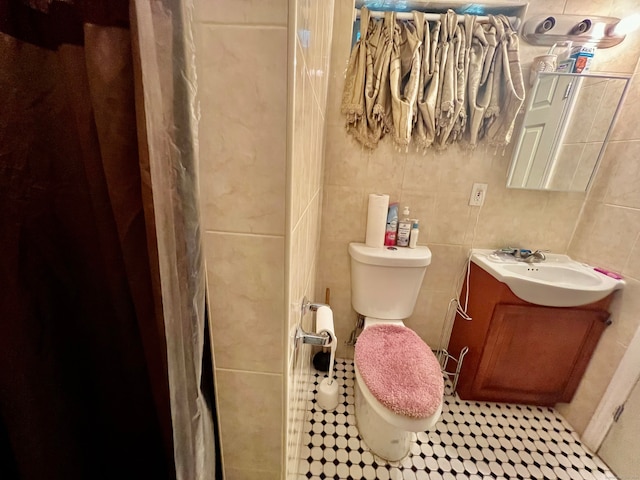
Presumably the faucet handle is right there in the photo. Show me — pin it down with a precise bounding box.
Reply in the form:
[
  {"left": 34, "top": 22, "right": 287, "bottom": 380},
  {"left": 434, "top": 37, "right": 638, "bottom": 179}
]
[
  {"left": 532, "top": 248, "right": 550, "bottom": 256},
  {"left": 513, "top": 248, "right": 550, "bottom": 262},
  {"left": 530, "top": 249, "right": 550, "bottom": 262}
]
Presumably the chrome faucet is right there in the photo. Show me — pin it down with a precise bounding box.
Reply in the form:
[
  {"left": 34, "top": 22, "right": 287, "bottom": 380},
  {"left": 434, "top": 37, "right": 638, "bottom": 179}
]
[{"left": 515, "top": 249, "right": 548, "bottom": 263}]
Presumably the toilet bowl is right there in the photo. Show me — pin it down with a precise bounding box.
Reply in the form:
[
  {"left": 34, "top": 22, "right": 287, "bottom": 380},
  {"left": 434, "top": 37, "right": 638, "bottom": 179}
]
[
  {"left": 354, "top": 320, "right": 443, "bottom": 460},
  {"left": 348, "top": 243, "right": 444, "bottom": 461}
]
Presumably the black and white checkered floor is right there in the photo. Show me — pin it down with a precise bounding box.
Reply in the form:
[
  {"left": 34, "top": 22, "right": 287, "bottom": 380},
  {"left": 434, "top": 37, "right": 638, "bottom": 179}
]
[{"left": 298, "top": 359, "right": 617, "bottom": 480}]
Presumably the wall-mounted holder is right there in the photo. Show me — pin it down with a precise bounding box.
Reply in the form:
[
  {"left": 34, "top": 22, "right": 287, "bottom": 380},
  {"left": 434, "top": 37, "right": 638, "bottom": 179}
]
[
  {"left": 438, "top": 346, "right": 469, "bottom": 395},
  {"left": 294, "top": 296, "right": 332, "bottom": 349},
  {"left": 301, "top": 296, "right": 329, "bottom": 315},
  {"left": 294, "top": 326, "right": 330, "bottom": 348},
  {"left": 521, "top": 14, "right": 629, "bottom": 49}
]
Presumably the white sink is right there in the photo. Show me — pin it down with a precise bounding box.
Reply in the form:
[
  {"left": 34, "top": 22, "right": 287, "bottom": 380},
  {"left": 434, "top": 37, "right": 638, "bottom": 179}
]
[{"left": 471, "top": 249, "right": 625, "bottom": 307}]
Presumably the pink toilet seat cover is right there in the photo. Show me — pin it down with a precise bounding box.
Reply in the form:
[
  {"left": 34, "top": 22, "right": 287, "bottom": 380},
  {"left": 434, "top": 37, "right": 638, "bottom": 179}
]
[{"left": 355, "top": 324, "right": 444, "bottom": 419}]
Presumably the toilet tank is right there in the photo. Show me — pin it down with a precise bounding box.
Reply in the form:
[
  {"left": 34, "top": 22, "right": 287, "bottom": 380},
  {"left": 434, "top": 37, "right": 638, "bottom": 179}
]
[{"left": 348, "top": 243, "right": 432, "bottom": 320}]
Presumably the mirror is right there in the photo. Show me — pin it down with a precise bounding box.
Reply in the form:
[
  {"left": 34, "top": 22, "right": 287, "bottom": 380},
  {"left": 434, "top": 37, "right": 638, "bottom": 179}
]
[{"left": 507, "top": 72, "right": 630, "bottom": 192}]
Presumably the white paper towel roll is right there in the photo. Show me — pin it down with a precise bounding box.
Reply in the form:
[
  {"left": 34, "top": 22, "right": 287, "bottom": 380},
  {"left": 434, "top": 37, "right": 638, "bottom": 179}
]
[{"left": 366, "top": 193, "right": 389, "bottom": 248}]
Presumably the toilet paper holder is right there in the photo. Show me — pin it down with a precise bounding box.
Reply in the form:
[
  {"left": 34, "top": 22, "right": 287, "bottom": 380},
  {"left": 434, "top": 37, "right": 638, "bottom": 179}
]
[
  {"left": 301, "top": 297, "right": 329, "bottom": 315},
  {"left": 294, "top": 297, "right": 332, "bottom": 348},
  {"left": 295, "top": 327, "right": 331, "bottom": 347}
]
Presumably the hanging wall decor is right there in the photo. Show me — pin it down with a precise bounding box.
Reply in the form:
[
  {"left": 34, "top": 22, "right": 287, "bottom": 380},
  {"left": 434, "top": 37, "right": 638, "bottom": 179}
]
[{"left": 341, "top": 8, "right": 526, "bottom": 151}]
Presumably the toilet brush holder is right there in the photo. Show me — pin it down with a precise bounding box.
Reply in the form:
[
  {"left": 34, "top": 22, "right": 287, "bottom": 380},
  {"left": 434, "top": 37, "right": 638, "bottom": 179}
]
[
  {"left": 317, "top": 377, "right": 339, "bottom": 411},
  {"left": 316, "top": 331, "right": 338, "bottom": 410}
]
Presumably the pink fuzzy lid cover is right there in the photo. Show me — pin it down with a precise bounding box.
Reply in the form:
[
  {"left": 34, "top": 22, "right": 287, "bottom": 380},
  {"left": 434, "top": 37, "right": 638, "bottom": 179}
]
[{"left": 355, "top": 324, "right": 444, "bottom": 419}]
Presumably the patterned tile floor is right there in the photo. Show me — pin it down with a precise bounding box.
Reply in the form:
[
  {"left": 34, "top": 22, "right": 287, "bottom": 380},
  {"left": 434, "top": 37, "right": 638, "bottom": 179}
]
[{"left": 298, "top": 359, "right": 617, "bottom": 480}]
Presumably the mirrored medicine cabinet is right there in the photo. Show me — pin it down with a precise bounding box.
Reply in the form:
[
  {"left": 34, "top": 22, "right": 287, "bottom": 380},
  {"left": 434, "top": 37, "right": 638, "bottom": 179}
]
[{"left": 507, "top": 72, "right": 630, "bottom": 192}]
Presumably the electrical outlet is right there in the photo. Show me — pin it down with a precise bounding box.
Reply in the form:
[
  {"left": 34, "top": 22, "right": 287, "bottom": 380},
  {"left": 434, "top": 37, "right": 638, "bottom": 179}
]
[{"left": 469, "top": 183, "right": 488, "bottom": 206}]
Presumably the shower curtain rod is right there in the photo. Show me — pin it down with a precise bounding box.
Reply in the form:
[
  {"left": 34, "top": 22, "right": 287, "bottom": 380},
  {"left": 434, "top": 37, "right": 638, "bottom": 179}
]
[{"left": 354, "top": 8, "right": 519, "bottom": 27}]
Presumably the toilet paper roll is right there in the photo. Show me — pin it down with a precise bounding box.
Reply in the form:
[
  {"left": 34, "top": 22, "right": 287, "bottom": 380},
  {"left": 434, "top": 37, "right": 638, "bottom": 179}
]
[
  {"left": 365, "top": 193, "right": 389, "bottom": 248},
  {"left": 315, "top": 305, "right": 335, "bottom": 344},
  {"left": 316, "top": 306, "right": 337, "bottom": 388}
]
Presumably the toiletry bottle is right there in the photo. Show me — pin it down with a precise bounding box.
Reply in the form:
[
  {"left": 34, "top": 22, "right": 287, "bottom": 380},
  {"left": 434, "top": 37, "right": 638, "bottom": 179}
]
[
  {"left": 384, "top": 203, "right": 399, "bottom": 246},
  {"left": 397, "top": 206, "right": 412, "bottom": 247},
  {"left": 409, "top": 221, "right": 419, "bottom": 249}
]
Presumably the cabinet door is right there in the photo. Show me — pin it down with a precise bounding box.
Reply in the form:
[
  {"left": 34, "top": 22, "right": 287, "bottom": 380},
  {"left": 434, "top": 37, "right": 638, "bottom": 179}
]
[{"left": 472, "top": 304, "right": 608, "bottom": 405}]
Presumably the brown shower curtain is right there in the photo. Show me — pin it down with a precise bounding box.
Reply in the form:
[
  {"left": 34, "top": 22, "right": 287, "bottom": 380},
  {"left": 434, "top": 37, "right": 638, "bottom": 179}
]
[{"left": 0, "top": 0, "right": 177, "bottom": 477}]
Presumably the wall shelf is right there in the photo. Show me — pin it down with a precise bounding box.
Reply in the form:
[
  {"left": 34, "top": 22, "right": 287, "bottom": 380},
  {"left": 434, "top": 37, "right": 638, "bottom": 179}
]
[{"left": 521, "top": 14, "right": 628, "bottom": 49}]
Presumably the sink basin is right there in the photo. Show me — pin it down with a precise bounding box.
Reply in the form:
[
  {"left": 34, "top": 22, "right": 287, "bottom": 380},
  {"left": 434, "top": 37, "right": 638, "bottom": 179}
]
[{"left": 471, "top": 249, "right": 625, "bottom": 307}]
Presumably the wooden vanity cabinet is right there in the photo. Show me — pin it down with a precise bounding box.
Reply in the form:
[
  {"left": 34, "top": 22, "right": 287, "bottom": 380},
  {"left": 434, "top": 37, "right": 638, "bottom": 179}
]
[{"left": 447, "top": 262, "right": 613, "bottom": 406}]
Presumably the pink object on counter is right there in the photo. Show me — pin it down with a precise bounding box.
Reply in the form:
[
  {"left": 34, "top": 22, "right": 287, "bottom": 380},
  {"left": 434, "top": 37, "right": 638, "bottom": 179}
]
[
  {"left": 355, "top": 324, "right": 443, "bottom": 419},
  {"left": 594, "top": 267, "right": 623, "bottom": 280}
]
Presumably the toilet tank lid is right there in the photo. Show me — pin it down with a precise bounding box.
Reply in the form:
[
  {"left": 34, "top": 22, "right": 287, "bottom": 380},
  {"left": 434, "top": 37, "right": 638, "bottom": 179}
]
[{"left": 349, "top": 243, "right": 432, "bottom": 267}]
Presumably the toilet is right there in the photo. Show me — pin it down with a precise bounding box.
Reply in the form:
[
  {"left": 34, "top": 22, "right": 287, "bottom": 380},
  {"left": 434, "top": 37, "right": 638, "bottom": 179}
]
[{"left": 349, "top": 242, "right": 444, "bottom": 461}]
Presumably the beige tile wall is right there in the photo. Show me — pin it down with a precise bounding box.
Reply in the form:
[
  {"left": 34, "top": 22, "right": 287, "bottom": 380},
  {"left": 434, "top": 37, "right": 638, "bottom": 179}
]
[
  {"left": 318, "top": 0, "right": 640, "bottom": 442},
  {"left": 194, "top": 0, "right": 335, "bottom": 475},
  {"left": 286, "top": 0, "right": 335, "bottom": 476},
  {"left": 560, "top": 65, "right": 640, "bottom": 433},
  {"left": 194, "top": 1, "right": 287, "bottom": 478}
]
